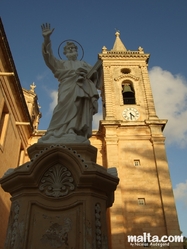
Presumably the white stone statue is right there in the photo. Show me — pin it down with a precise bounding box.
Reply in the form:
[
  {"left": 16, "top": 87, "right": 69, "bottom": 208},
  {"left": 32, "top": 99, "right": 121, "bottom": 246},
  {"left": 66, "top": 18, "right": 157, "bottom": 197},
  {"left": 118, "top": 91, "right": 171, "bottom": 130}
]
[{"left": 38, "top": 23, "right": 99, "bottom": 144}]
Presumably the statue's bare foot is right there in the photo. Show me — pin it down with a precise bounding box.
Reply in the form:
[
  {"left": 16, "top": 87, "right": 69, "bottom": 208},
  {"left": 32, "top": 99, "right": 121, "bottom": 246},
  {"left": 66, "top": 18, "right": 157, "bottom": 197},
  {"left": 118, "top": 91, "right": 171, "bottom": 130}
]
[{"left": 68, "top": 129, "right": 75, "bottom": 134}]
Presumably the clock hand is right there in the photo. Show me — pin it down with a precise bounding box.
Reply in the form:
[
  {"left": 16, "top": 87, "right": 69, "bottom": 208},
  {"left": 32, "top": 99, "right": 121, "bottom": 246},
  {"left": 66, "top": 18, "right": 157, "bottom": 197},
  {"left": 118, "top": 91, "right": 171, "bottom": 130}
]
[{"left": 130, "top": 112, "right": 135, "bottom": 120}]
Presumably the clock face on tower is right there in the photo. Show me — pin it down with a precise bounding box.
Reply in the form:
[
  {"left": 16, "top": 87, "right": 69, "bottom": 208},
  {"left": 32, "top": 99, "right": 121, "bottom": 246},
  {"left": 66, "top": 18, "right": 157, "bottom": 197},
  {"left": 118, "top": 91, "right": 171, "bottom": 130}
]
[{"left": 122, "top": 107, "right": 140, "bottom": 121}]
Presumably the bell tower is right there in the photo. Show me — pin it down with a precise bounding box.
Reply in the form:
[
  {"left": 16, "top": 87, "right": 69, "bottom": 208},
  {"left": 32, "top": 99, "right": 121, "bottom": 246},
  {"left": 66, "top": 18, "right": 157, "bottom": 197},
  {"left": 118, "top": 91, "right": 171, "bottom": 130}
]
[
  {"left": 93, "top": 32, "right": 182, "bottom": 249},
  {"left": 100, "top": 31, "right": 158, "bottom": 122}
]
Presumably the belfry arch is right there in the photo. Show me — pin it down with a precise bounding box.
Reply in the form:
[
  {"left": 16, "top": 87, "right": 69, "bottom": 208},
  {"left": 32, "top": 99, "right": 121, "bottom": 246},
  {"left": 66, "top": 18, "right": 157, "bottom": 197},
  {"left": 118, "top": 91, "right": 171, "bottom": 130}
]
[{"left": 121, "top": 80, "right": 136, "bottom": 105}]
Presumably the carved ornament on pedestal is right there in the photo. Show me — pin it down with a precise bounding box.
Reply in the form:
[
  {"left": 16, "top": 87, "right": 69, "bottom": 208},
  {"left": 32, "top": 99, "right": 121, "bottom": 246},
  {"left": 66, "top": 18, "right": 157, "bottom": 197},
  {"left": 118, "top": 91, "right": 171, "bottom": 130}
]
[{"left": 39, "top": 164, "right": 75, "bottom": 198}]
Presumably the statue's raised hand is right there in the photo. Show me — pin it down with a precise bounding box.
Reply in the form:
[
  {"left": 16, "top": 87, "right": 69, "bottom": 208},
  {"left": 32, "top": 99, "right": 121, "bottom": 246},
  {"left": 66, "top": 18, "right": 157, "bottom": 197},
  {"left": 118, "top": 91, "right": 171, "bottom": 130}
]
[{"left": 41, "top": 23, "right": 54, "bottom": 38}]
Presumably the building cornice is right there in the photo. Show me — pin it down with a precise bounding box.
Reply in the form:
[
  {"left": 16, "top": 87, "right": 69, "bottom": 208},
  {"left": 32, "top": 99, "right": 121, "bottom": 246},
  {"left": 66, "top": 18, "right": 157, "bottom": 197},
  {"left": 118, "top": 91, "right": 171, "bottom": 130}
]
[
  {"left": 0, "top": 18, "right": 33, "bottom": 133},
  {"left": 98, "top": 46, "right": 150, "bottom": 65}
]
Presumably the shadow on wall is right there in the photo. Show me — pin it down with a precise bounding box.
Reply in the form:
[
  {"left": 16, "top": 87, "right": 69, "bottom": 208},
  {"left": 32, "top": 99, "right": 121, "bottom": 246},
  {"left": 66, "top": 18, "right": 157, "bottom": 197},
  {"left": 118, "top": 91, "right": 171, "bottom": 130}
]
[{"left": 106, "top": 145, "right": 182, "bottom": 249}]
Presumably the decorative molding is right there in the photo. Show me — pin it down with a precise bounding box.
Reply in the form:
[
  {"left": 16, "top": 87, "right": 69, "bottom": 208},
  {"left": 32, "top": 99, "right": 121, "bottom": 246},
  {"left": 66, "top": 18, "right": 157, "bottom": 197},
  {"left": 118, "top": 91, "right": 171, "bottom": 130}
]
[
  {"left": 99, "top": 51, "right": 150, "bottom": 60},
  {"left": 114, "top": 74, "right": 139, "bottom": 81},
  {"left": 103, "top": 65, "right": 110, "bottom": 70},
  {"left": 5, "top": 201, "right": 24, "bottom": 249},
  {"left": 27, "top": 144, "right": 89, "bottom": 169},
  {"left": 95, "top": 203, "right": 102, "bottom": 248},
  {"left": 41, "top": 218, "right": 72, "bottom": 247},
  {"left": 39, "top": 164, "right": 75, "bottom": 198},
  {"left": 11, "top": 202, "right": 20, "bottom": 247}
]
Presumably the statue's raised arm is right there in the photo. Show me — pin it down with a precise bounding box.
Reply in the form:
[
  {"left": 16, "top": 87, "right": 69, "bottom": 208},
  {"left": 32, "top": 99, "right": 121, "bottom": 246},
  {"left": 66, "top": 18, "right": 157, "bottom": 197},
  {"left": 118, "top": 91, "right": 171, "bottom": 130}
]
[
  {"left": 41, "top": 23, "right": 62, "bottom": 73},
  {"left": 38, "top": 23, "right": 99, "bottom": 145},
  {"left": 41, "top": 23, "right": 55, "bottom": 46}
]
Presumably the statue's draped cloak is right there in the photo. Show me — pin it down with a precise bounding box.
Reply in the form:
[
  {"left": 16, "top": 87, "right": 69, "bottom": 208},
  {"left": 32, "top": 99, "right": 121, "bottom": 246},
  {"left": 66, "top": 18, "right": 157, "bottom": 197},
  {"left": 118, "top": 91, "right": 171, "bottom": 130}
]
[{"left": 40, "top": 43, "right": 99, "bottom": 142}]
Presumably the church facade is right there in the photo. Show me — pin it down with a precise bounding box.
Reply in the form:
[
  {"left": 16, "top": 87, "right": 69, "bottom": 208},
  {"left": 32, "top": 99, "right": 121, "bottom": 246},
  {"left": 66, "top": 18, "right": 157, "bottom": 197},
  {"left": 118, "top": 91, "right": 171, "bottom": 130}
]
[{"left": 0, "top": 18, "right": 182, "bottom": 249}]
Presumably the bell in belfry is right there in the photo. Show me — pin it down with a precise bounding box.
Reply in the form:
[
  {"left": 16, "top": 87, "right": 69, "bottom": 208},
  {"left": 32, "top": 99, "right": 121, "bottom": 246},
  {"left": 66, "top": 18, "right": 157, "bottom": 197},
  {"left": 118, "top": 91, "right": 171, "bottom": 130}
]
[
  {"left": 122, "top": 84, "right": 135, "bottom": 104},
  {"left": 122, "top": 84, "right": 134, "bottom": 93}
]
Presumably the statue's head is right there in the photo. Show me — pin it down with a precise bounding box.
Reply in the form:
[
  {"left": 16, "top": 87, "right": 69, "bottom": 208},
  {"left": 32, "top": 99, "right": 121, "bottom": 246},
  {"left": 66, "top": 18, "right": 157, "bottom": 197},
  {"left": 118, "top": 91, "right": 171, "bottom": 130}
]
[{"left": 63, "top": 42, "right": 78, "bottom": 61}]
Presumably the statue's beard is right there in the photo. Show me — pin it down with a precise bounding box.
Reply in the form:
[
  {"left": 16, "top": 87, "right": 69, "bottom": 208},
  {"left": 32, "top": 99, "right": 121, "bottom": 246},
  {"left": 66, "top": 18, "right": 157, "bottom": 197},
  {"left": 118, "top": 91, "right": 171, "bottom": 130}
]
[{"left": 65, "top": 52, "right": 78, "bottom": 61}]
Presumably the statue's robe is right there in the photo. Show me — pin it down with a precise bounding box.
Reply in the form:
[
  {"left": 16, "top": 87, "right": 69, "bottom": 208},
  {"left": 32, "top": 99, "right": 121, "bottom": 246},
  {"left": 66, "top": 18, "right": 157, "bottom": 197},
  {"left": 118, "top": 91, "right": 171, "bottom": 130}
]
[{"left": 39, "top": 42, "right": 99, "bottom": 143}]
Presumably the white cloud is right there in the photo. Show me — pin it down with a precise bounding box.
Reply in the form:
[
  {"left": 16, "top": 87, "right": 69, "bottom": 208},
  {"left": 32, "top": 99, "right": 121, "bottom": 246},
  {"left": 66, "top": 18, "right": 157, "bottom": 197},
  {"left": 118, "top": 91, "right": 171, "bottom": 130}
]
[
  {"left": 93, "top": 97, "right": 102, "bottom": 130},
  {"left": 93, "top": 112, "right": 103, "bottom": 130},
  {"left": 174, "top": 180, "right": 187, "bottom": 206},
  {"left": 49, "top": 90, "right": 58, "bottom": 112},
  {"left": 149, "top": 67, "right": 187, "bottom": 147},
  {"left": 36, "top": 71, "right": 49, "bottom": 81}
]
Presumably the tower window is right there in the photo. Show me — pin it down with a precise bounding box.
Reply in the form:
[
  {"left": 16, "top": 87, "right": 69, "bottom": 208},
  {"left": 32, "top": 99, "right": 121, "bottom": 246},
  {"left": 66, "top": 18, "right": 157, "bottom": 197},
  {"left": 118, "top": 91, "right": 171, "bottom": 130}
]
[
  {"left": 138, "top": 198, "right": 146, "bottom": 206},
  {"left": 121, "top": 68, "right": 131, "bottom": 74},
  {"left": 134, "top": 160, "right": 140, "bottom": 166},
  {"left": 122, "top": 82, "right": 136, "bottom": 104}
]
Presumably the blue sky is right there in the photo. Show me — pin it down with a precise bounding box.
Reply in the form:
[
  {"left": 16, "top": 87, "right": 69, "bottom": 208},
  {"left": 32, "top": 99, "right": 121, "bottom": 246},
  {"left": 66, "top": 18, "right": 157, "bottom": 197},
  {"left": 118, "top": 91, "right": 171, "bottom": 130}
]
[{"left": 1, "top": 0, "right": 187, "bottom": 236}]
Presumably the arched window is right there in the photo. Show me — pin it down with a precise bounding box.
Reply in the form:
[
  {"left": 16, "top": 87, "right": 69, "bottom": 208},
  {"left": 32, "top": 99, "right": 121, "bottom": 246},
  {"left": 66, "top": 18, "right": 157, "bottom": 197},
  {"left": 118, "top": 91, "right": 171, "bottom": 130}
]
[{"left": 122, "top": 81, "right": 136, "bottom": 104}]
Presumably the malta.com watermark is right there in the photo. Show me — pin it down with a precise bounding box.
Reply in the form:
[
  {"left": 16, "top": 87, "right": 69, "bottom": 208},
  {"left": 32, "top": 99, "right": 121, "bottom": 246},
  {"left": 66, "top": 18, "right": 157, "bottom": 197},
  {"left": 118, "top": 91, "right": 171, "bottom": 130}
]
[{"left": 128, "top": 232, "right": 183, "bottom": 247}]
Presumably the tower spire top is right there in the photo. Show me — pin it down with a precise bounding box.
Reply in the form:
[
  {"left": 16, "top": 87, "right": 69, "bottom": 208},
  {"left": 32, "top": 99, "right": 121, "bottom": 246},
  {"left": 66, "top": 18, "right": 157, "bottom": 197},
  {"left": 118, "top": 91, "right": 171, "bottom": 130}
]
[
  {"left": 112, "top": 31, "right": 127, "bottom": 51},
  {"left": 115, "top": 30, "right": 120, "bottom": 37}
]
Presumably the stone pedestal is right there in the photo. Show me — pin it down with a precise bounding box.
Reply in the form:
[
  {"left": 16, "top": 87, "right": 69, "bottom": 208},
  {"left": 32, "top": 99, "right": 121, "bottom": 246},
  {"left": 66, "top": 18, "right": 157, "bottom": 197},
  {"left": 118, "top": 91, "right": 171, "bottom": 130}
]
[{"left": 0, "top": 143, "right": 119, "bottom": 249}]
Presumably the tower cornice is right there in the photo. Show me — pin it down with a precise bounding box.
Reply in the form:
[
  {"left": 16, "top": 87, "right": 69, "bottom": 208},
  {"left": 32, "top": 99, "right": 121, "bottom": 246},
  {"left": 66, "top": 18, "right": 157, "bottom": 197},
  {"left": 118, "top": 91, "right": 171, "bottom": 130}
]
[{"left": 99, "top": 51, "right": 150, "bottom": 62}]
